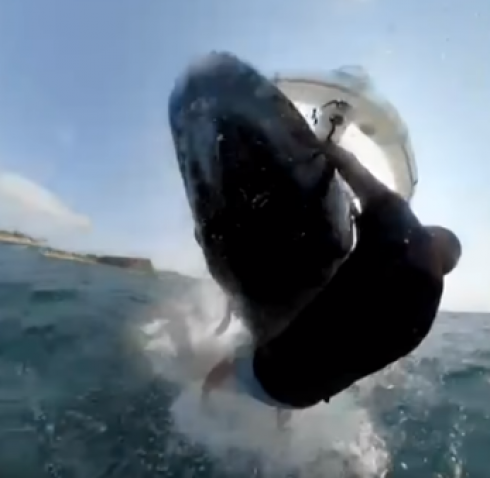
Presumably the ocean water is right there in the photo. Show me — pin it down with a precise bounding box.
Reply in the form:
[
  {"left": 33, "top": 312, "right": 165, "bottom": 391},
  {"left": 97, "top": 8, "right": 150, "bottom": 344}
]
[{"left": 0, "top": 244, "right": 488, "bottom": 478}]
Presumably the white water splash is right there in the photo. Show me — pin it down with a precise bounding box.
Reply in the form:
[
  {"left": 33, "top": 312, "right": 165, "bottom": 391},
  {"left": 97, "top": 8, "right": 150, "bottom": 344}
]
[
  {"left": 170, "top": 386, "right": 389, "bottom": 477},
  {"left": 136, "top": 280, "right": 390, "bottom": 477}
]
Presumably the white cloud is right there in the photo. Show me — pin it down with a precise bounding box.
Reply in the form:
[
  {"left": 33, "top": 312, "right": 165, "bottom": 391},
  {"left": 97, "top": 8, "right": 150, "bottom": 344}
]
[{"left": 0, "top": 171, "right": 91, "bottom": 238}]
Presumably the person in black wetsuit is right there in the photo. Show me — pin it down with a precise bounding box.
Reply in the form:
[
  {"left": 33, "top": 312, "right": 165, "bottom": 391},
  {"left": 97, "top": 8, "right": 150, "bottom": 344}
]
[
  {"left": 202, "top": 140, "right": 461, "bottom": 412},
  {"left": 250, "top": 142, "right": 462, "bottom": 408},
  {"left": 170, "top": 52, "right": 461, "bottom": 411}
]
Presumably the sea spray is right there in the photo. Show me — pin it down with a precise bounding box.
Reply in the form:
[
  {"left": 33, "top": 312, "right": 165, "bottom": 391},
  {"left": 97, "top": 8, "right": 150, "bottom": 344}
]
[
  {"left": 170, "top": 386, "right": 389, "bottom": 477},
  {"left": 137, "top": 279, "right": 390, "bottom": 476}
]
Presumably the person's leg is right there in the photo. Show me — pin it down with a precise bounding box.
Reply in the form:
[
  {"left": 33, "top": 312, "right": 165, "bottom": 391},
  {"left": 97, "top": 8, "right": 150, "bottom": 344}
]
[{"left": 169, "top": 52, "right": 354, "bottom": 343}]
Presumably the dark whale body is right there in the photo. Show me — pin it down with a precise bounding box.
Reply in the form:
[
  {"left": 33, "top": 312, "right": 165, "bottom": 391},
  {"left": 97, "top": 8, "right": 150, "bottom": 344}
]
[{"left": 169, "top": 52, "right": 354, "bottom": 342}]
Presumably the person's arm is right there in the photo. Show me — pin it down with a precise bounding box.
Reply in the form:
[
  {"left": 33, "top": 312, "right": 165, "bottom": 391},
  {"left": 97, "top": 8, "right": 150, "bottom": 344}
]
[
  {"left": 215, "top": 298, "right": 232, "bottom": 335},
  {"left": 323, "top": 142, "right": 396, "bottom": 210},
  {"left": 201, "top": 358, "right": 234, "bottom": 404}
]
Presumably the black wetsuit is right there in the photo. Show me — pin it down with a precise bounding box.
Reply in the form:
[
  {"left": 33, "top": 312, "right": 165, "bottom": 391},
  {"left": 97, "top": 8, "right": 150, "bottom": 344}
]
[{"left": 253, "top": 192, "right": 444, "bottom": 408}]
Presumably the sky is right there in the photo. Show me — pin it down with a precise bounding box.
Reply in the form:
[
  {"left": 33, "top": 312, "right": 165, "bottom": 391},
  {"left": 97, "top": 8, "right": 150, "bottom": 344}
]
[{"left": 0, "top": 0, "right": 488, "bottom": 311}]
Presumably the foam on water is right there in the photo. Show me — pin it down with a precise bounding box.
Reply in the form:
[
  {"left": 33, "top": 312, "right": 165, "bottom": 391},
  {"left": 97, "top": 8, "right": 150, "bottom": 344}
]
[
  {"left": 138, "top": 281, "right": 390, "bottom": 477},
  {"left": 170, "top": 387, "right": 389, "bottom": 477}
]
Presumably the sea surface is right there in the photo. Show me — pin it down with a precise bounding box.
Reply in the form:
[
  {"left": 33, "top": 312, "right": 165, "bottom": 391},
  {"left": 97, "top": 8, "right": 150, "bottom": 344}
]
[{"left": 0, "top": 244, "right": 488, "bottom": 478}]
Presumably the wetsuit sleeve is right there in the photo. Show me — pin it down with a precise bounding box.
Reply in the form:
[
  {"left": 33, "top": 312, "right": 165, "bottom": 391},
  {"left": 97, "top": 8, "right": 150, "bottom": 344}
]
[
  {"left": 321, "top": 193, "right": 444, "bottom": 400},
  {"left": 322, "top": 265, "right": 443, "bottom": 401},
  {"left": 358, "top": 193, "right": 443, "bottom": 361},
  {"left": 363, "top": 265, "right": 443, "bottom": 370},
  {"left": 356, "top": 192, "right": 423, "bottom": 250}
]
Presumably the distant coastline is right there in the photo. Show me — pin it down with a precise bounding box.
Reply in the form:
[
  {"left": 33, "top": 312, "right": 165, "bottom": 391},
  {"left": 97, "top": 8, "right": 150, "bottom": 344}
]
[
  {"left": 0, "top": 230, "right": 155, "bottom": 273},
  {"left": 0, "top": 230, "right": 39, "bottom": 246}
]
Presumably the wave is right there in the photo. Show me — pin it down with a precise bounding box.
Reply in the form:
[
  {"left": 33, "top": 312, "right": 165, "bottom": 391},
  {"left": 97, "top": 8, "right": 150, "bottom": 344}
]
[{"left": 0, "top": 247, "right": 487, "bottom": 477}]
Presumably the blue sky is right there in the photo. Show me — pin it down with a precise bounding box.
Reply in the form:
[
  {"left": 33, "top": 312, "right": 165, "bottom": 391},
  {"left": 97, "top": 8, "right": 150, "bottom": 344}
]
[{"left": 0, "top": 0, "right": 488, "bottom": 311}]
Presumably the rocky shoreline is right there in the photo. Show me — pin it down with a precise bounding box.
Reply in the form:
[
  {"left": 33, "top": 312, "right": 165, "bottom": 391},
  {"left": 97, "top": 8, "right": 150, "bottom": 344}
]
[{"left": 0, "top": 230, "right": 155, "bottom": 273}]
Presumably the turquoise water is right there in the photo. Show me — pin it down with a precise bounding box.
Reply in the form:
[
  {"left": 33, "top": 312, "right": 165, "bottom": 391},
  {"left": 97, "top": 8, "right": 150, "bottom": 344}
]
[{"left": 0, "top": 244, "right": 487, "bottom": 478}]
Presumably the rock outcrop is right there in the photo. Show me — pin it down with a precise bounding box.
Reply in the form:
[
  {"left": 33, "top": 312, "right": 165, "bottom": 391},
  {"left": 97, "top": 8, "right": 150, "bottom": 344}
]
[
  {"left": 95, "top": 255, "right": 155, "bottom": 273},
  {"left": 0, "top": 230, "right": 39, "bottom": 246},
  {"left": 0, "top": 230, "right": 156, "bottom": 273}
]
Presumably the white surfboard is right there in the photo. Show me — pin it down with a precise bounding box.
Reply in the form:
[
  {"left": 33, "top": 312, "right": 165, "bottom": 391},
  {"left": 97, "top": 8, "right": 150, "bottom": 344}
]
[{"left": 273, "top": 66, "right": 418, "bottom": 201}]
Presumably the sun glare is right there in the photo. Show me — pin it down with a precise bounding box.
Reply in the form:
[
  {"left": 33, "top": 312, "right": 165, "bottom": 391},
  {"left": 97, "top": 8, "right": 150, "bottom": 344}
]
[{"left": 339, "top": 124, "right": 397, "bottom": 192}]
